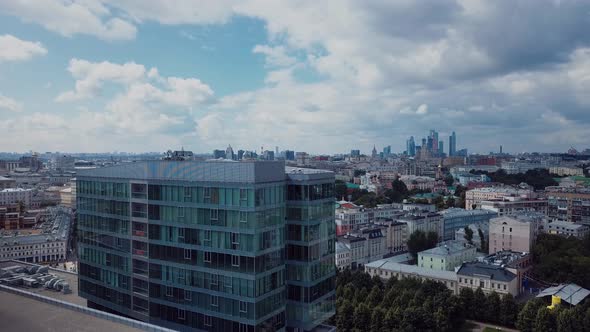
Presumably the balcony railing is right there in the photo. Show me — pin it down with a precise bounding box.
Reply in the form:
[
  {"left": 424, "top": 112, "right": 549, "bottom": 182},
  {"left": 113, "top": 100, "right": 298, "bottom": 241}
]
[
  {"left": 133, "top": 249, "right": 147, "bottom": 257},
  {"left": 133, "top": 230, "right": 146, "bottom": 237}
]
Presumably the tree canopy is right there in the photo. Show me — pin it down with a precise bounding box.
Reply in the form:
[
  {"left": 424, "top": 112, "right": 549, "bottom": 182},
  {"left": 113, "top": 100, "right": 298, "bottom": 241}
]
[
  {"left": 532, "top": 233, "right": 590, "bottom": 288},
  {"left": 407, "top": 230, "right": 438, "bottom": 258}
]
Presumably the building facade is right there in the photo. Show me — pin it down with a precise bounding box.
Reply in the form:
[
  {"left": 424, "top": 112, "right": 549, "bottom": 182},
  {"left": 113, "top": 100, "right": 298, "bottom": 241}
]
[
  {"left": 488, "top": 214, "right": 542, "bottom": 254},
  {"left": 76, "top": 160, "right": 335, "bottom": 332},
  {"left": 418, "top": 240, "right": 477, "bottom": 271},
  {"left": 547, "top": 187, "right": 590, "bottom": 226},
  {"left": 441, "top": 208, "right": 497, "bottom": 241}
]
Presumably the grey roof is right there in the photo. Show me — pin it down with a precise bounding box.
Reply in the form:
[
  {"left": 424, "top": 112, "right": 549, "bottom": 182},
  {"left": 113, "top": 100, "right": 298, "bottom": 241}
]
[
  {"left": 537, "top": 283, "right": 590, "bottom": 306},
  {"left": 419, "top": 240, "right": 474, "bottom": 257},
  {"left": 442, "top": 208, "right": 497, "bottom": 219},
  {"left": 0, "top": 207, "right": 71, "bottom": 246},
  {"left": 365, "top": 258, "right": 457, "bottom": 281},
  {"left": 457, "top": 262, "right": 516, "bottom": 282},
  {"left": 77, "top": 160, "right": 287, "bottom": 183}
]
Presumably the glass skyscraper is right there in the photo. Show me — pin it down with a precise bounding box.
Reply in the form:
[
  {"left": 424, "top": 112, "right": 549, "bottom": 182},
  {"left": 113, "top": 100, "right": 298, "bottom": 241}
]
[
  {"left": 449, "top": 131, "right": 457, "bottom": 156},
  {"left": 76, "top": 160, "right": 335, "bottom": 332}
]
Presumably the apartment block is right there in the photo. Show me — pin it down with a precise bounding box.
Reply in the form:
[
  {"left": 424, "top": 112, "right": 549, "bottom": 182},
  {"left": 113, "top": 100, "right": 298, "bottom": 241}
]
[{"left": 76, "top": 160, "right": 335, "bottom": 332}]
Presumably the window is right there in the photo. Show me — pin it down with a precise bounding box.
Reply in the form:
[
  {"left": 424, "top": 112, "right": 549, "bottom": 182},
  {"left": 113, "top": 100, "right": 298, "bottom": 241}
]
[
  {"left": 178, "top": 309, "right": 185, "bottom": 320},
  {"left": 240, "top": 189, "right": 248, "bottom": 201},
  {"left": 204, "top": 315, "right": 212, "bottom": 327},
  {"left": 480, "top": 281, "right": 485, "bottom": 288},
  {"left": 503, "top": 284, "right": 506, "bottom": 290},
  {"left": 239, "top": 324, "right": 248, "bottom": 332},
  {"left": 509, "top": 227, "right": 512, "bottom": 232},
  {"left": 184, "top": 248, "right": 191, "bottom": 260},
  {"left": 231, "top": 233, "right": 240, "bottom": 250},
  {"left": 231, "top": 255, "right": 240, "bottom": 267},
  {"left": 184, "top": 290, "right": 191, "bottom": 301},
  {"left": 239, "top": 301, "right": 247, "bottom": 313},
  {"left": 211, "top": 274, "right": 219, "bottom": 286},
  {"left": 204, "top": 230, "right": 211, "bottom": 242},
  {"left": 178, "top": 228, "right": 185, "bottom": 241},
  {"left": 239, "top": 211, "right": 247, "bottom": 223},
  {"left": 184, "top": 187, "right": 191, "bottom": 200},
  {"left": 178, "top": 207, "right": 184, "bottom": 218},
  {"left": 204, "top": 187, "right": 211, "bottom": 201},
  {"left": 166, "top": 286, "right": 173, "bottom": 297},
  {"left": 204, "top": 251, "right": 211, "bottom": 263},
  {"left": 210, "top": 209, "right": 218, "bottom": 221},
  {"left": 210, "top": 295, "right": 219, "bottom": 307}
]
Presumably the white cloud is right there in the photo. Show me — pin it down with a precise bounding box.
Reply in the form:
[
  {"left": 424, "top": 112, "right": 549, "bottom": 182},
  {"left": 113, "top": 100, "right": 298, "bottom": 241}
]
[
  {"left": 0, "top": 94, "right": 23, "bottom": 112},
  {"left": 0, "top": 0, "right": 136, "bottom": 40},
  {"left": 0, "top": 34, "right": 47, "bottom": 62},
  {"left": 253, "top": 45, "right": 297, "bottom": 67}
]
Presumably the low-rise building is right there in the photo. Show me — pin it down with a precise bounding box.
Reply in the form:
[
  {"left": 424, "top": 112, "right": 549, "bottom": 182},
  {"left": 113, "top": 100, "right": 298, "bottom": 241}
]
[
  {"left": 0, "top": 206, "right": 71, "bottom": 263},
  {"left": 546, "top": 187, "right": 590, "bottom": 226},
  {"left": 0, "top": 188, "right": 34, "bottom": 208},
  {"left": 544, "top": 220, "right": 590, "bottom": 239},
  {"left": 335, "top": 241, "right": 351, "bottom": 271},
  {"left": 337, "top": 234, "right": 366, "bottom": 269},
  {"left": 365, "top": 258, "right": 459, "bottom": 294},
  {"left": 375, "top": 219, "right": 408, "bottom": 254},
  {"left": 0, "top": 176, "right": 16, "bottom": 189},
  {"left": 479, "top": 198, "right": 548, "bottom": 216},
  {"left": 466, "top": 186, "right": 537, "bottom": 210},
  {"left": 489, "top": 214, "right": 543, "bottom": 254},
  {"left": 549, "top": 166, "right": 584, "bottom": 177},
  {"left": 418, "top": 240, "right": 477, "bottom": 271},
  {"left": 441, "top": 208, "right": 497, "bottom": 241},
  {"left": 399, "top": 212, "right": 443, "bottom": 240},
  {"left": 457, "top": 262, "right": 518, "bottom": 296}
]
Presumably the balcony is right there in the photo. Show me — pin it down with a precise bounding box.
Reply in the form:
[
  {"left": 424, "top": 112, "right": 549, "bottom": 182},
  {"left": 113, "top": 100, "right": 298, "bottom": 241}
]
[
  {"left": 133, "top": 230, "right": 146, "bottom": 237},
  {"left": 133, "top": 249, "right": 147, "bottom": 257}
]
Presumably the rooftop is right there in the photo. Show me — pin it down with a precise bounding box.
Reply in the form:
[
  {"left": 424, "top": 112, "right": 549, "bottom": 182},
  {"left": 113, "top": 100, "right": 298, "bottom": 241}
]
[
  {"left": 0, "top": 188, "right": 30, "bottom": 193},
  {"left": 419, "top": 240, "right": 474, "bottom": 257},
  {"left": 536, "top": 283, "right": 590, "bottom": 306},
  {"left": 365, "top": 258, "right": 457, "bottom": 281},
  {"left": 0, "top": 206, "right": 71, "bottom": 246},
  {"left": 481, "top": 250, "right": 529, "bottom": 267},
  {"left": 442, "top": 208, "right": 498, "bottom": 218},
  {"left": 457, "top": 262, "right": 516, "bottom": 282}
]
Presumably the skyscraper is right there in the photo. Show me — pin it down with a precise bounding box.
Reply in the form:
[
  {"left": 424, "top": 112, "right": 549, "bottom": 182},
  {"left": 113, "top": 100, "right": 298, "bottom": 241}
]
[
  {"left": 438, "top": 141, "right": 444, "bottom": 155},
  {"left": 430, "top": 130, "right": 439, "bottom": 154},
  {"left": 449, "top": 132, "right": 457, "bottom": 156},
  {"left": 406, "top": 137, "right": 415, "bottom": 157},
  {"left": 383, "top": 145, "right": 391, "bottom": 157},
  {"left": 76, "top": 160, "right": 335, "bottom": 332}
]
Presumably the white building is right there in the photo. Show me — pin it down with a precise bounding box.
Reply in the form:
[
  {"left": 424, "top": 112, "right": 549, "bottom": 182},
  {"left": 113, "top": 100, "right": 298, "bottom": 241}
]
[
  {"left": 544, "top": 220, "right": 590, "bottom": 239},
  {"left": 489, "top": 214, "right": 543, "bottom": 254},
  {"left": 0, "top": 188, "right": 34, "bottom": 208}
]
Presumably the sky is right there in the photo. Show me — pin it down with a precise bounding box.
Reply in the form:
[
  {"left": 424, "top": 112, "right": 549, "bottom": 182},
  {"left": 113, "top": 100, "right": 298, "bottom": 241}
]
[{"left": 0, "top": 0, "right": 589, "bottom": 155}]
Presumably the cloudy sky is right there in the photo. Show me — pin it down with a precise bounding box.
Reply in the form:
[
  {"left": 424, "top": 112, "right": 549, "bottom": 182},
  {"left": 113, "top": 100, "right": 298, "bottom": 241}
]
[{"left": 0, "top": 1, "right": 589, "bottom": 154}]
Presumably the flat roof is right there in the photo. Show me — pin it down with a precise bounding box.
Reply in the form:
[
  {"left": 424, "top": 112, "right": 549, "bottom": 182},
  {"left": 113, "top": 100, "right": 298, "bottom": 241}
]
[
  {"left": 0, "top": 260, "right": 83, "bottom": 306},
  {"left": 457, "top": 262, "right": 516, "bottom": 282},
  {"left": 419, "top": 241, "right": 474, "bottom": 257},
  {"left": 0, "top": 290, "right": 146, "bottom": 332}
]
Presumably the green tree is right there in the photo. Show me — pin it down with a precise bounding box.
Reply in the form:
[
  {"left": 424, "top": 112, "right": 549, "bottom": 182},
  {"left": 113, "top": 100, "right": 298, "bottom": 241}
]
[
  {"left": 370, "top": 307, "right": 386, "bottom": 332},
  {"left": 557, "top": 308, "right": 577, "bottom": 332},
  {"left": 463, "top": 226, "right": 474, "bottom": 245},
  {"left": 384, "top": 307, "right": 401, "bottom": 331},
  {"left": 500, "top": 293, "right": 518, "bottom": 327},
  {"left": 444, "top": 174, "right": 454, "bottom": 186},
  {"left": 353, "top": 303, "right": 372, "bottom": 331},
  {"left": 517, "top": 299, "right": 543, "bottom": 332},
  {"left": 335, "top": 180, "right": 348, "bottom": 200},
  {"left": 407, "top": 230, "right": 439, "bottom": 258},
  {"left": 478, "top": 228, "right": 487, "bottom": 253},
  {"left": 459, "top": 287, "right": 475, "bottom": 319},
  {"left": 473, "top": 287, "right": 487, "bottom": 321},
  {"left": 337, "top": 299, "right": 355, "bottom": 332},
  {"left": 486, "top": 291, "right": 501, "bottom": 324},
  {"left": 534, "top": 307, "right": 557, "bottom": 332},
  {"left": 366, "top": 285, "right": 383, "bottom": 307}
]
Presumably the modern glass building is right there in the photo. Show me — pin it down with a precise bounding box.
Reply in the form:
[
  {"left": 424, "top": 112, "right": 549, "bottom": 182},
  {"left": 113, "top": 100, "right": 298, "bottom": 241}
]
[{"left": 76, "top": 160, "right": 335, "bottom": 332}]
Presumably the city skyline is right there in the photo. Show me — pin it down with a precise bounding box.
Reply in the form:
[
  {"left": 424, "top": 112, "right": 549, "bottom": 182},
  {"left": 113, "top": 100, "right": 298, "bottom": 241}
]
[{"left": 1, "top": 2, "right": 590, "bottom": 153}]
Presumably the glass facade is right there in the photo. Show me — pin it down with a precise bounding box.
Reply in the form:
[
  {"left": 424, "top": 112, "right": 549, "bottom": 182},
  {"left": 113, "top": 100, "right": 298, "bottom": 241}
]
[
  {"left": 77, "top": 161, "right": 335, "bottom": 332},
  {"left": 285, "top": 178, "right": 336, "bottom": 331}
]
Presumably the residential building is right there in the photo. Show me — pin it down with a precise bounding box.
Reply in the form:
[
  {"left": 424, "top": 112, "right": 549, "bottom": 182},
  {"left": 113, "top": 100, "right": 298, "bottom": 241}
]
[
  {"left": 457, "top": 262, "right": 518, "bottom": 296},
  {"left": 549, "top": 166, "right": 584, "bottom": 177},
  {"left": 0, "top": 176, "right": 16, "bottom": 189},
  {"left": 441, "top": 208, "right": 497, "bottom": 241},
  {"left": 375, "top": 219, "right": 407, "bottom": 254},
  {"left": 0, "top": 188, "right": 34, "bottom": 208},
  {"left": 479, "top": 198, "right": 548, "bottom": 216},
  {"left": 399, "top": 212, "right": 443, "bottom": 240},
  {"left": 544, "top": 220, "right": 590, "bottom": 239},
  {"left": 481, "top": 250, "right": 532, "bottom": 295},
  {"left": 336, "top": 235, "right": 366, "bottom": 270},
  {"left": 418, "top": 240, "right": 477, "bottom": 271},
  {"left": 488, "top": 214, "right": 543, "bottom": 254},
  {"left": 365, "top": 258, "right": 458, "bottom": 294},
  {"left": 0, "top": 206, "right": 71, "bottom": 263},
  {"left": 335, "top": 242, "right": 351, "bottom": 271},
  {"left": 547, "top": 187, "right": 590, "bottom": 225},
  {"left": 76, "top": 160, "right": 335, "bottom": 332},
  {"left": 456, "top": 173, "right": 490, "bottom": 186},
  {"left": 465, "top": 186, "right": 537, "bottom": 210}
]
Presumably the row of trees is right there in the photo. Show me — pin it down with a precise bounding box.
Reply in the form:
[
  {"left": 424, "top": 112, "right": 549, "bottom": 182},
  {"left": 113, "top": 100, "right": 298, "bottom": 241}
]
[
  {"left": 333, "top": 270, "right": 465, "bottom": 331},
  {"left": 333, "top": 269, "right": 590, "bottom": 332},
  {"left": 470, "top": 168, "right": 559, "bottom": 190}
]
